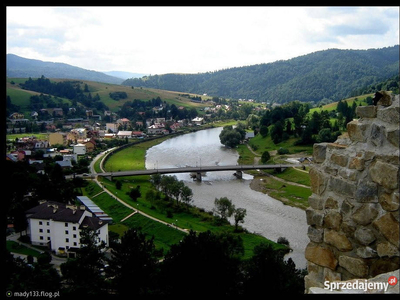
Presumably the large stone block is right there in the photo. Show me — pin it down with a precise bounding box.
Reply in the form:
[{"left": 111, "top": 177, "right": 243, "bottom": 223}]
[
  {"left": 354, "top": 227, "right": 376, "bottom": 245},
  {"left": 369, "top": 160, "right": 399, "bottom": 190},
  {"left": 313, "top": 143, "right": 328, "bottom": 163},
  {"left": 324, "top": 229, "right": 353, "bottom": 252},
  {"left": 386, "top": 128, "right": 399, "bottom": 148},
  {"left": 338, "top": 255, "right": 369, "bottom": 277},
  {"left": 323, "top": 211, "right": 342, "bottom": 230},
  {"left": 309, "top": 168, "right": 327, "bottom": 196},
  {"left": 377, "top": 100, "right": 399, "bottom": 124},
  {"left": 379, "top": 191, "right": 399, "bottom": 212},
  {"left": 331, "top": 153, "right": 349, "bottom": 167},
  {"left": 373, "top": 213, "right": 400, "bottom": 248},
  {"left": 347, "top": 120, "right": 367, "bottom": 142},
  {"left": 328, "top": 177, "right": 356, "bottom": 198},
  {"left": 305, "top": 244, "right": 338, "bottom": 270},
  {"left": 351, "top": 204, "right": 379, "bottom": 226},
  {"left": 356, "top": 105, "right": 377, "bottom": 118},
  {"left": 355, "top": 181, "right": 378, "bottom": 203}
]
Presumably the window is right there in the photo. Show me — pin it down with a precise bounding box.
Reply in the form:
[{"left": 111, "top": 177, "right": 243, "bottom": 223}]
[
  {"left": 46, "top": 222, "right": 50, "bottom": 226},
  {"left": 65, "top": 230, "right": 69, "bottom": 235},
  {"left": 39, "top": 221, "right": 43, "bottom": 225},
  {"left": 47, "top": 229, "right": 50, "bottom": 233},
  {"left": 39, "top": 229, "right": 43, "bottom": 233},
  {"left": 40, "top": 236, "right": 44, "bottom": 240},
  {"left": 65, "top": 238, "right": 69, "bottom": 243},
  {"left": 73, "top": 226, "right": 77, "bottom": 231},
  {"left": 65, "top": 223, "right": 68, "bottom": 227},
  {"left": 73, "top": 234, "right": 77, "bottom": 238}
]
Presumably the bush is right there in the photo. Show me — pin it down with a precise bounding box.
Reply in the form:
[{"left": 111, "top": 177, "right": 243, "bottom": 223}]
[
  {"left": 277, "top": 147, "right": 289, "bottom": 155},
  {"left": 261, "top": 151, "right": 270, "bottom": 163}
]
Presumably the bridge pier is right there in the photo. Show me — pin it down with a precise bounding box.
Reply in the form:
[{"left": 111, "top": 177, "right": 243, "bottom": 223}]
[
  {"left": 234, "top": 170, "right": 243, "bottom": 179},
  {"left": 196, "top": 172, "right": 202, "bottom": 182}
]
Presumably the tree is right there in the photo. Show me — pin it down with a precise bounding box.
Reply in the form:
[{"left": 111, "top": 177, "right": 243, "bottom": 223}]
[
  {"left": 242, "top": 243, "right": 305, "bottom": 295},
  {"left": 60, "top": 228, "right": 107, "bottom": 296},
  {"left": 108, "top": 228, "right": 161, "bottom": 296},
  {"left": 128, "top": 185, "right": 141, "bottom": 202},
  {"left": 214, "top": 197, "right": 235, "bottom": 220},
  {"left": 261, "top": 151, "right": 271, "bottom": 163},
  {"left": 180, "top": 185, "right": 193, "bottom": 207},
  {"left": 159, "top": 230, "right": 243, "bottom": 296},
  {"left": 219, "top": 123, "right": 246, "bottom": 148},
  {"left": 270, "top": 120, "right": 284, "bottom": 144},
  {"left": 233, "top": 208, "right": 247, "bottom": 231},
  {"left": 259, "top": 125, "right": 269, "bottom": 137}
]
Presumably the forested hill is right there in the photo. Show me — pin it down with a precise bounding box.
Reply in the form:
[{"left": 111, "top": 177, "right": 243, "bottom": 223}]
[
  {"left": 6, "top": 54, "right": 124, "bottom": 85},
  {"left": 122, "top": 46, "right": 399, "bottom": 103}
]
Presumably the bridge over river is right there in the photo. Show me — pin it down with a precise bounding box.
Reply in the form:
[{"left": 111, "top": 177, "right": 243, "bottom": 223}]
[{"left": 96, "top": 164, "right": 300, "bottom": 181}]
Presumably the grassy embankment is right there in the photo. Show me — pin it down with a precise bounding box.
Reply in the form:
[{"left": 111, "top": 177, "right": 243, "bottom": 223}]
[{"left": 86, "top": 137, "right": 286, "bottom": 259}]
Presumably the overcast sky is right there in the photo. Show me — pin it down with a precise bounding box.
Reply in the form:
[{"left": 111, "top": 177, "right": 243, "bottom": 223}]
[{"left": 6, "top": 6, "right": 400, "bottom": 75}]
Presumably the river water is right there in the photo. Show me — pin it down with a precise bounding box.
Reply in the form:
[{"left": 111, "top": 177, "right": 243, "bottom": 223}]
[{"left": 145, "top": 127, "right": 308, "bottom": 269}]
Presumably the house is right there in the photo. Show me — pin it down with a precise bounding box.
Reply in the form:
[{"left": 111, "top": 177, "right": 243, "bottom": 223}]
[
  {"left": 106, "top": 123, "right": 119, "bottom": 133},
  {"left": 26, "top": 201, "right": 109, "bottom": 256},
  {"left": 83, "top": 139, "right": 96, "bottom": 152},
  {"left": 73, "top": 143, "right": 86, "bottom": 155},
  {"left": 191, "top": 117, "right": 204, "bottom": 125},
  {"left": 147, "top": 124, "right": 165, "bottom": 135},
  {"left": 117, "top": 131, "right": 133, "bottom": 139},
  {"left": 132, "top": 131, "right": 145, "bottom": 138}
]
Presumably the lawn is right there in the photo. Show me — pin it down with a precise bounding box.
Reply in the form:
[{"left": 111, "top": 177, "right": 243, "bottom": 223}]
[
  {"left": 7, "top": 241, "right": 42, "bottom": 257},
  {"left": 104, "top": 137, "right": 170, "bottom": 171}
]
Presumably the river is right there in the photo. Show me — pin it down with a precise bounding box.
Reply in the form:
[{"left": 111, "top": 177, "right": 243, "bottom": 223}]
[{"left": 145, "top": 127, "right": 308, "bottom": 269}]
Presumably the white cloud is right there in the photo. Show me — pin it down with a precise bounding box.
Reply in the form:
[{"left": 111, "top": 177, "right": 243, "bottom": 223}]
[{"left": 6, "top": 6, "right": 400, "bottom": 75}]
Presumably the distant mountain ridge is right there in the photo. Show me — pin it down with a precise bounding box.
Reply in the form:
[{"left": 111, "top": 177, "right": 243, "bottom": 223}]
[
  {"left": 122, "top": 45, "right": 399, "bottom": 103},
  {"left": 6, "top": 54, "right": 124, "bottom": 85},
  {"left": 104, "top": 71, "right": 149, "bottom": 80}
]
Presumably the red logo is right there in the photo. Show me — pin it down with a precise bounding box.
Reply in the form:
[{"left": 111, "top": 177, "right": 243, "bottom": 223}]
[{"left": 388, "top": 276, "right": 398, "bottom": 286}]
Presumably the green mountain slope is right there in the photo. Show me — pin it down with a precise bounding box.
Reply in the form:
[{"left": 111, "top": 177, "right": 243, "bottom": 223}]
[
  {"left": 6, "top": 54, "right": 124, "bottom": 85},
  {"left": 122, "top": 46, "right": 399, "bottom": 103}
]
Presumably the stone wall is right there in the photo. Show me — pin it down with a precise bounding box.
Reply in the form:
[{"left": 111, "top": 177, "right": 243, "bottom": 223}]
[{"left": 304, "top": 92, "right": 399, "bottom": 293}]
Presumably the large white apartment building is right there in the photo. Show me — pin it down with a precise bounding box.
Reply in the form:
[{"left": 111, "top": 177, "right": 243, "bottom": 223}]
[{"left": 26, "top": 201, "right": 109, "bottom": 256}]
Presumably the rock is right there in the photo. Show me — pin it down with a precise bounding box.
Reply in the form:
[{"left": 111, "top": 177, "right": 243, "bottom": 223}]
[
  {"left": 379, "top": 192, "right": 399, "bottom": 212},
  {"left": 313, "top": 143, "right": 328, "bottom": 163},
  {"left": 356, "top": 105, "right": 377, "bottom": 118},
  {"left": 373, "top": 213, "right": 400, "bottom": 248},
  {"left": 338, "top": 255, "right": 368, "bottom": 277},
  {"left": 323, "top": 211, "right": 342, "bottom": 230},
  {"left": 347, "top": 120, "right": 367, "bottom": 142},
  {"left": 305, "top": 244, "right": 338, "bottom": 270},
  {"left": 309, "top": 168, "right": 327, "bottom": 196},
  {"left": 377, "top": 242, "right": 399, "bottom": 258},
  {"left": 354, "top": 227, "right": 376, "bottom": 245},
  {"left": 376, "top": 91, "right": 392, "bottom": 106},
  {"left": 352, "top": 204, "right": 378, "bottom": 226},
  {"left": 369, "top": 160, "right": 399, "bottom": 190},
  {"left": 324, "top": 229, "right": 353, "bottom": 251}
]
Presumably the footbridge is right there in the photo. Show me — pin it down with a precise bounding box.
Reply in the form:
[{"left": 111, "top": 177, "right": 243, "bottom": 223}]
[{"left": 96, "top": 164, "right": 300, "bottom": 181}]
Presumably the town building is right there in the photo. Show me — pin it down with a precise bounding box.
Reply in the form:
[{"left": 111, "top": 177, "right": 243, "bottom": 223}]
[{"left": 26, "top": 201, "right": 109, "bottom": 256}]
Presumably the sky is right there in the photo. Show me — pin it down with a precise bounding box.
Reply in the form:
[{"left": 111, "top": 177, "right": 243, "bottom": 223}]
[{"left": 6, "top": 6, "right": 400, "bottom": 75}]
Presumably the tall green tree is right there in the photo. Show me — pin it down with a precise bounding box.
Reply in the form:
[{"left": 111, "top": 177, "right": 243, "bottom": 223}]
[
  {"left": 159, "top": 230, "right": 243, "bottom": 296},
  {"left": 60, "top": 228, "right": 107, "bottom": 296},
  {"left": 108, "top": 228, "right": 161, "bottom": 296}
]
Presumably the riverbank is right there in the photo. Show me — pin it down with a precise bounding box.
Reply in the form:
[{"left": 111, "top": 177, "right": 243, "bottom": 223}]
[{"left": 249, "top": 173, "right": 310, "bottom": 210}]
